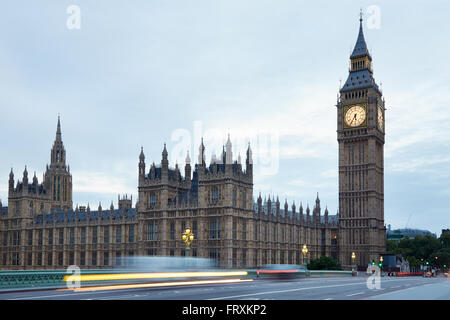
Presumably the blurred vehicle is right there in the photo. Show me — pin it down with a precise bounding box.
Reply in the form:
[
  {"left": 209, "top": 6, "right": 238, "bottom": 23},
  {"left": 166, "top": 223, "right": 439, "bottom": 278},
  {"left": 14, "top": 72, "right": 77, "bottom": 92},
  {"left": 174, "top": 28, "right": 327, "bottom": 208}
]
[
  {"left": 256, "top": 264, "right": 307, "bottom": 280},
  {"left": 119, "top": 256, "right": 217, "bottom": 272}
]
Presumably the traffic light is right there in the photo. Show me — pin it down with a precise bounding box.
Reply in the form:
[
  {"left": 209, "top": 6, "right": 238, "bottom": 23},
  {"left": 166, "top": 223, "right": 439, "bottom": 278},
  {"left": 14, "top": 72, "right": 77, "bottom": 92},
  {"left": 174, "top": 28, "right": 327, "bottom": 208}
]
[
  {"left": 371, "top": 260, "right": 375, "bottom": 266},
  {"left": 426, "top": 261, "right": 429, "bottom": 266}
]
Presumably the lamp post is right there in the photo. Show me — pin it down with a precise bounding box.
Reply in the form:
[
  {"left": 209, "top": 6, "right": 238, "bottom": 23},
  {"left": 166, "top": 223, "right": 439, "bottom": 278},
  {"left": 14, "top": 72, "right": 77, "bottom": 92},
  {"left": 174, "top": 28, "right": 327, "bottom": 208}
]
[
  {"left": 182, "top": 227, "right": 194, "bottom": 257},
  {"left": 379, "top": 256, "right": 384, "bottom": 274},
  {"left": 302, "top": 244, "right": 308, "bottom": 270},
  {"left": 351, "top": 252, "right": 356, "bottom": 272}
]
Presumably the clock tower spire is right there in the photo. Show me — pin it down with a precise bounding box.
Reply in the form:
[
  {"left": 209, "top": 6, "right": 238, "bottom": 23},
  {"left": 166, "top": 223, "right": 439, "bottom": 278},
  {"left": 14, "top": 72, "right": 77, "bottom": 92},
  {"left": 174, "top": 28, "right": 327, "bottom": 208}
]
[{"left": 336, "top": 14, "right": 386, "bottom": 269}]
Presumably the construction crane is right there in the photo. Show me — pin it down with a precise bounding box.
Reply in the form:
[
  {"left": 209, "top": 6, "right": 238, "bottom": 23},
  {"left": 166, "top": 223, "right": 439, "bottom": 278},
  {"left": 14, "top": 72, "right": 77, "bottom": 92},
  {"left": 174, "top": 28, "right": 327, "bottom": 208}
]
[{"left": 405, "top": 213, "right": 413, "bottom": 229}]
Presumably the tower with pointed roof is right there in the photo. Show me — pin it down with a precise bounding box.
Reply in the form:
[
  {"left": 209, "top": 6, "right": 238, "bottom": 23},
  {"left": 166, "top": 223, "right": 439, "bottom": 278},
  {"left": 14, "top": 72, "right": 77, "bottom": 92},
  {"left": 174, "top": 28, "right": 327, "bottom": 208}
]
[
  {"left": 337, "top": 13, "right": 386, "bottom": 268},
  {"left": 44, "top": 116, "right": 73, "bottom": 209}
]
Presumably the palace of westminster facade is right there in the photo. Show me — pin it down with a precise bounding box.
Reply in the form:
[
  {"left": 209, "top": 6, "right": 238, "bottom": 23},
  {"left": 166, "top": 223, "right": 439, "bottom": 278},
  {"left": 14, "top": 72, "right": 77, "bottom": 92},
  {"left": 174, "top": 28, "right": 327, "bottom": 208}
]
[{"left": 0, "top": 16, "right": 386, "bottom": 270}]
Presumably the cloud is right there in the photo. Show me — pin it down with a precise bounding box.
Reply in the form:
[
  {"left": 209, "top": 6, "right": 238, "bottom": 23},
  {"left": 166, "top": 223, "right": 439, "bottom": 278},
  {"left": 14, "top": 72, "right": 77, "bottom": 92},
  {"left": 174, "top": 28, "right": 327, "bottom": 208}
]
[
  {"left": 321, "top": 169, "right": 338, "bottom": 179},
  {"left": 72, "top": 171, "right": 136, "bottom": 196},
  {"left": 385, "top": 81, "right": 450, "bottom": 157},
  {"left": 390, "top": 156, "right": 450, "bottom": 173},
  {"left": 287, "top": 178, "right": 306, "bottom": 187}
]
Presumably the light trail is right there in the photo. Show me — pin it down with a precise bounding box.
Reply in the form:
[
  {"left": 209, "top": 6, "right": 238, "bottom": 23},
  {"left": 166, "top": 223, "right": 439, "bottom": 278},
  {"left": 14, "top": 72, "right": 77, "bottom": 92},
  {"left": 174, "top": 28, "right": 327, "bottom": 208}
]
[
  {"left": 61, "top": 278, "right": 253, "bottom": 292},
  {"left": 63, "top": 270, "right": 248, "bottom": 282}
]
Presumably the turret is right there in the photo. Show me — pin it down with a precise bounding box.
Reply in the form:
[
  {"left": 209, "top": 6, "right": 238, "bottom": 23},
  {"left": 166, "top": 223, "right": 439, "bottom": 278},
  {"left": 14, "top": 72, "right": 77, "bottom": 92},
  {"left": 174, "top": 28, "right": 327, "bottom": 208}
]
[
  {"left": 139, "top": 146, "right": 146, "bottom": 176},
  {"left": 225, "top": 134, "right": 232, "bottom": 164},
  {"left": 161, "top": 143, "right": 169, "bottom": 183},
  {"left": 51, "top": 115, "right": 66, "bottom": 166},
  {"left": 299, "top": 202, "right": 304, "bottom": 224},
  {"left": 257, "top": 193, "right": 262, "bottom": 214},
  {"left": 198, "top": 138, "right": 205, "bottom": 167},
  {"left": 275, "top": 197, "right": 280, "bottom": 216},
  {"left": 48, "top": 116, "right": 72, "bottom": 209},
  {"left": 325, "top": 206, "right": 329, "bottom": 224},
  {"left": 23, "top": 166, "right": 28, "bottom": 188},
  {"left": 291, "top": 201, "right": 296, "bottom": 219},
  {"left": 306, "top": 204, "right": 310, "bottom": 224},
  {"left": 246, "top": 143, "right": 253, "bottom": 178},
  {"left": 98, "top": 202, "right": 102, "bottom": 221},
  {"left": 284, "top": 199, "right": 289, "bottom": 216},
  {"left": 185, "top": 150, "right": 191, "bottom": 182},
  {"left": 314, "top": 192, "right": 321, "bottom": 224},
  {"left": 8, "top": 168, "right": 14, "bottom": 192}
]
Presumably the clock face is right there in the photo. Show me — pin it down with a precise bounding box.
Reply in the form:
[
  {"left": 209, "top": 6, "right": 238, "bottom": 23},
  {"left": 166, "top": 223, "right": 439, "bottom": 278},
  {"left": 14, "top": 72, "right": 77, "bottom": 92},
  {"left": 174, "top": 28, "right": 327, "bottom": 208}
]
[
  {"left": 345, "top": 105, "right": 366, "bottom": 127},
  {"left": 378, "top": 107, "right": 384, "bottom": 131}
]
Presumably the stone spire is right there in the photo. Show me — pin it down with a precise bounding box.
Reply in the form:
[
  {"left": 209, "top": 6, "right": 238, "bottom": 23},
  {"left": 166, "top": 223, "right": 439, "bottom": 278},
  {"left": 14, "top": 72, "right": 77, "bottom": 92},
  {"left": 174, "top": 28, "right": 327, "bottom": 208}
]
[
  {"left": 225, "top": 134, "right": 232, "bottom": 164},
  {"left": 162, "top": 143, "right": 168, "bottom": 163},
  {"left": 198, "top": 138, "right": 205, "bottom": 166},
  {"left": 139, "top": 147, "right": 146, "bottom": 177},
  {"left": 185, "top": 150, "right": 191, "bottom": 165},
  {"left": 56, "top": 115, "right": 62, "bottom": 138},
  {"left": 246, "top": 142, "right": 252, "bottom": 165},
  {"left": 351, "top": 10, "right": 370, "bottom": 59},
  {"left": 185, "top": 150, "right": 191, "bottom": 182},
  {"left": 51, "top": 116, "right": 66, "bottom": 166},
  {"left": 9, "top": 168, "right": 14, "bottom": 191},
  {"left": 23, "top": 166, "right": 28, "bottom": 186}
]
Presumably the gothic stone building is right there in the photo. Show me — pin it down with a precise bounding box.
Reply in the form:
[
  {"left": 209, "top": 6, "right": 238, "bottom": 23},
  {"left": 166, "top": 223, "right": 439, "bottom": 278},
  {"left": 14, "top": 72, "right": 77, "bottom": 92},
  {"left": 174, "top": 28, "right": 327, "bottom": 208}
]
[
  {"left": 337, "top": 16, "right": 386, "bottom": 268},
  {"left": 0, "top": 16, "right": 385, "bottom": 270}
]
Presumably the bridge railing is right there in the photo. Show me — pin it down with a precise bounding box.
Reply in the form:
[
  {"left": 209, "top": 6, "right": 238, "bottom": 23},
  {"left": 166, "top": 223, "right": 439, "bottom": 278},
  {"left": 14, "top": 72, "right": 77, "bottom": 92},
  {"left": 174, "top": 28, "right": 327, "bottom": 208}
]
[{"left": 0, "top": 269, "right": 116, "bottom": 289}]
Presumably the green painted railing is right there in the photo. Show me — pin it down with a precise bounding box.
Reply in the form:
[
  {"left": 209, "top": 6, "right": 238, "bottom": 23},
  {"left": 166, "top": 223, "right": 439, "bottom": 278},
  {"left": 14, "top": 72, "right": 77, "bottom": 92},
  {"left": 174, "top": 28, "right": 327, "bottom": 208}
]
[
  {"left": 0, "top": 269, "right": 117, "bottom": 289},
  {"left": 246, "top": 269, "right": 352, "bottom": 279}
]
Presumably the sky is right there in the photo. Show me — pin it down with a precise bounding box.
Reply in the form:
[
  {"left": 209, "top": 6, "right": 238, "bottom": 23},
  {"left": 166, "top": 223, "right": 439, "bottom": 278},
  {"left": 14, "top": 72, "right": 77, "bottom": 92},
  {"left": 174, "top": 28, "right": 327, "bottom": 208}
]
[{"left": 0, "top": 0, "right": 449, "bottom": 236}]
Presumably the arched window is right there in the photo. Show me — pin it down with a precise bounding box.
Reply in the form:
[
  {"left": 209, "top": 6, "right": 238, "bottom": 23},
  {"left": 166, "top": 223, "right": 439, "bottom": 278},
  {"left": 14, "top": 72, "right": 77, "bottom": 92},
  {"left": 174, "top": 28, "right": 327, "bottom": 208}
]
[
  {"left": 149, "top": 193, "right": 156, "bottom": 208},
  {"left": 211, "top": 187, "right": 219, "bottom": 204}
]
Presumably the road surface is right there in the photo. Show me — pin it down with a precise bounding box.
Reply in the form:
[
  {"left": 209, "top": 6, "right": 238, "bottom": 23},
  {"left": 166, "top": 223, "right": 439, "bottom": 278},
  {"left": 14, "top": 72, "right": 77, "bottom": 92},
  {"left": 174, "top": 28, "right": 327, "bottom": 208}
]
[{"left": 1, "top": 276, "right": 448, "bottom": 300}]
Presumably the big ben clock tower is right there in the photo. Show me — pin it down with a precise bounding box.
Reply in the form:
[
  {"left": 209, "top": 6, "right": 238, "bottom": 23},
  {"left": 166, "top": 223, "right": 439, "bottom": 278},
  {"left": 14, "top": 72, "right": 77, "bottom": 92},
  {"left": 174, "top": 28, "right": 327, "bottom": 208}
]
[{"left": 337, "top": 14, "right": 386, "bottom": 269}]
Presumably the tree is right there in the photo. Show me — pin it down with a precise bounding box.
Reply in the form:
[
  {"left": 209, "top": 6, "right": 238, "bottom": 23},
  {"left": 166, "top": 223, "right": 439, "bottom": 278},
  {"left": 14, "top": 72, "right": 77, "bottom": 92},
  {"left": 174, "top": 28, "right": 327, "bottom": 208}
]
[
  {"left": 386, "top": 233, "right": 449, "bottom": 268},
  {"left": 307, "top": 256, "right": 342, "bottom": 270},
  {"left": 386, "top": 240, "right": 398, "bottom": 254}
]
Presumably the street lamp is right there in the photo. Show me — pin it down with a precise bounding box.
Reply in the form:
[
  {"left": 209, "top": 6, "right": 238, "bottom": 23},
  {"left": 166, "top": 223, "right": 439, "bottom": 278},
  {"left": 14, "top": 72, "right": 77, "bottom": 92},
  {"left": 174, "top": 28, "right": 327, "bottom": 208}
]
[
  {"left": 302, "top": 244, "right": 308, "bottom": 270},
  {"left": 351, "top": 252, "right": 356, "bottom": 272},
  {"left": 182, "top": 227, "right": 194, "bottom": 257}
]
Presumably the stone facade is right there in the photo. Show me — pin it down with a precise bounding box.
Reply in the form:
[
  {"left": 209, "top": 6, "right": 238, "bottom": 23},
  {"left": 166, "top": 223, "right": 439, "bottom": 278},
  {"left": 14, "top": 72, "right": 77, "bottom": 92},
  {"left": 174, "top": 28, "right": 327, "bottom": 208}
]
[
  {"left": 0, "top": 16, "right": 385, "bottom": 270},
  {"left": 0, "top": 124, "right": 338, "bottom": 269},
  {"left": 336, "top": 16, "right": 386, "bottom": 268}
]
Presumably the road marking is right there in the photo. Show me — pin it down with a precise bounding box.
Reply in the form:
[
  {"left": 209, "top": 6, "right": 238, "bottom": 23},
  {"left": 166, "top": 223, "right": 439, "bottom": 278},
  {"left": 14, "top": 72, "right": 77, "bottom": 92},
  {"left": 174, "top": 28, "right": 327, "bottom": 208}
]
[
  {"left": 207, "top": 278, "right": 430, "bottom": 300},
  {"left": 346, "top": 292, "right": 364, "bottom": 297},
  {"left": 208, "top": 281, "right": 367, "bottom": 300}
]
